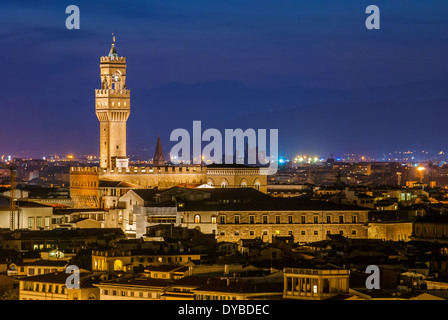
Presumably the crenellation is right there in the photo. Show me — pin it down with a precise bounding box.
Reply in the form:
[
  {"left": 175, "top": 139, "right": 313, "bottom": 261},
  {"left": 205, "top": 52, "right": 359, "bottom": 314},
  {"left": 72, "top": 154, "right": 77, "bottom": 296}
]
[{"left": 100, "top": 56, "right": 126, "bottom": 63}]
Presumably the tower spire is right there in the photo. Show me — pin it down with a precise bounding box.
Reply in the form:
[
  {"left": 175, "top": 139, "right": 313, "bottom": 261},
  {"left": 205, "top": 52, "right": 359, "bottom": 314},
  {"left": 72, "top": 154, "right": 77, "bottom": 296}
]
[
  {"left": 153, "top": 136, "right": 166, "bottom": 166},
  {"left": 109, "top": 33, "right": 118, "bottom": 58}
]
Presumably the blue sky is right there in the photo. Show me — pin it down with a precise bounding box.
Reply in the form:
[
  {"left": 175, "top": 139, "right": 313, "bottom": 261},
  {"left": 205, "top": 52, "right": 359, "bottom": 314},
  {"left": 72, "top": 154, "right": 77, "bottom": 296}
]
[{"left": 1, "top": 0, "right": 448, "bottom": 158}]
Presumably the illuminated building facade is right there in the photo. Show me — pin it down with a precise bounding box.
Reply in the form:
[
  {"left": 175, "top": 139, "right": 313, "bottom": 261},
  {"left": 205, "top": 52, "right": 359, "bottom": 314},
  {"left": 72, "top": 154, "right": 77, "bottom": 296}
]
[{"left": 69, "top": 39, "right": 267, "bottom": 209}]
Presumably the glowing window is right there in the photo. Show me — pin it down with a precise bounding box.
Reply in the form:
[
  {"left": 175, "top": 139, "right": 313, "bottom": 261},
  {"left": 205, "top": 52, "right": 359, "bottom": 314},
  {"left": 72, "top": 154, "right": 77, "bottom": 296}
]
[{"left": 113, "top": 259, "right": 123, "bottom": 271}]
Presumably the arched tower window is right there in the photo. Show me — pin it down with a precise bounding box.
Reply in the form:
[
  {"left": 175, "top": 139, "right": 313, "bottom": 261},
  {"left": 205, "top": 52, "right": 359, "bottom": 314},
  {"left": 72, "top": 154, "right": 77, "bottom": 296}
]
[
  {"left": 254, "top": 180, "right": 261, "bottom": 191},
  {"left": 112, "top": 71, "right": 122, "bottom": 90}
]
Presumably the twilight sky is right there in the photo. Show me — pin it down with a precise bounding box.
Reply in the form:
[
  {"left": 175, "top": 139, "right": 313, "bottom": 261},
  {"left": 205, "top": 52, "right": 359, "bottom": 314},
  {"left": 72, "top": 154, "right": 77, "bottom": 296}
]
[{"left": 1, "top": 0, "right": 448, "bottom": 160}]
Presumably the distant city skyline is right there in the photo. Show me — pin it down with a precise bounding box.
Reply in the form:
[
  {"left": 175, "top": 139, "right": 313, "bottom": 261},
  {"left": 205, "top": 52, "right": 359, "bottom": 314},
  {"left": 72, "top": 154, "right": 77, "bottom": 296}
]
[{"left": 1, "top": 1, "right": 448, "bottom": 159}]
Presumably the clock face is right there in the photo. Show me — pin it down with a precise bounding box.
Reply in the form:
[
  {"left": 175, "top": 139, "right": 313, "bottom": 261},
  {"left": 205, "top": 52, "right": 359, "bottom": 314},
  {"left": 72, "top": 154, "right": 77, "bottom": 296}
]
[{"left": 113, "top": 73, "right": 120, "bottom": 82}]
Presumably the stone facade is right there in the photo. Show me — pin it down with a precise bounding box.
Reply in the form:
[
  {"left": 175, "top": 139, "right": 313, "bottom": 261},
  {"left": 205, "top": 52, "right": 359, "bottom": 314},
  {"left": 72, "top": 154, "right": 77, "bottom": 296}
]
[
  {"left": 96, "top": 48, "right": 130, "bottom": 169},
  {"left": 69, "top": 167, "right": 100, "bottom": 208},
  {"left": 181, "top": 210, "right": 369, "bottom": 243},
  {"left": 206, "top": 166, "right": 268, "bottom": 193},
  {"left": 367, "top": 221, "right": 413, "bottom": 241}
]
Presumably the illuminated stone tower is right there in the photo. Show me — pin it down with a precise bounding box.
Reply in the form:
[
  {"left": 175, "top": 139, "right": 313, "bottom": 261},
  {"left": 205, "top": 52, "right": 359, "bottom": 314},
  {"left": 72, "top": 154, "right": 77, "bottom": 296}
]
[{"left": 95, "top": 35, "right": 130, "bottom": 169}]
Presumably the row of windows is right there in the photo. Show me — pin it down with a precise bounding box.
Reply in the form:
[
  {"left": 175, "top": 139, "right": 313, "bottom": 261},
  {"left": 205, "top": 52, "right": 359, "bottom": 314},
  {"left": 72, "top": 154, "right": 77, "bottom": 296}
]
[
  {"left": 195, "top": 294, "right": 238, "bottom": 300},
  {"left": 22, "top": 282, "right": 66, "bottom": 294},
  {"left": 220, "top": 229, "right": 358, "bottom": 237},
  {"left": 97, "top": 101, "right": 127, "bottom": 107},
  {"left": 73, "top": 213, "right": 105, "bottom": 221},
  {"left": 415, "top": 226, "right": 448, "bottom": 236},
  {"left": 208, "top": 180, "right": 261, "bottom": 190},
  {"left": 71, "top": 181, "right": 98, "bottom": 188},
  {"left": 193, "top": 214, "right": 359, "bottom": 224},
  {"left": 93, "top": 256, "right": 190, "bottom": 270},
  {"left": 28, "top": 268, "right": 59, "bottom": 276},
  {"left": 102, "top": 289, "right": 160, "bottom": 299},
  {"left": 28, "top": 216, "right": 51, "bottom": 229}
]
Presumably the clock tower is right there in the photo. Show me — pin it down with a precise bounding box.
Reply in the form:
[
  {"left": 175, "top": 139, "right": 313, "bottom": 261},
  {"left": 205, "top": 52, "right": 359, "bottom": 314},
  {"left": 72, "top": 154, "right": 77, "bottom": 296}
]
[{"left": 95, "top": 35, "right": 130, "bottom": 169}]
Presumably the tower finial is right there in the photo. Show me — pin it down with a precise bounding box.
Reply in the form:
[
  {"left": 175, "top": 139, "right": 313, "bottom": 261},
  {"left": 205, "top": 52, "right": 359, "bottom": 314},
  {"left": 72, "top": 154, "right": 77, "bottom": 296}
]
[{"left": 109, "top": 33, "right": 118, "bottom": 58}]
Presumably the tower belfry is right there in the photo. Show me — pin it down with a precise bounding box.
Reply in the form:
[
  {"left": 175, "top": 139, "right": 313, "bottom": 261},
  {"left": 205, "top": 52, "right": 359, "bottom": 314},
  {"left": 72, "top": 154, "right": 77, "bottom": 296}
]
[{"left": 95, "top": 34, "right": 130, "bottom": 169}]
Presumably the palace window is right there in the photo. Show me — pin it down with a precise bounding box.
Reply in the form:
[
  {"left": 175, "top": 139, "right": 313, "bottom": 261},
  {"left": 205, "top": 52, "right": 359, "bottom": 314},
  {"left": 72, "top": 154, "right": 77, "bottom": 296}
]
[
  {"left": 219, "top": 215, "right": 226, "bottom": 224},
  {"left": 288, "top": 215, "right": 293, "bottom": 224},
  {"left": 194, "top": 215, "right": 201, "bottom": 224},
  {"left": 249, "top": 215, "right": 255, "bottom": 224},
  {"left": 339, "top": 216, "right": 344, "bottom": 224},
  {"left": 28, "top": 217, "right": 34, "bottom": 229},
  {"left": 234, "top": 215, "right": 240, "bottom": 224}
]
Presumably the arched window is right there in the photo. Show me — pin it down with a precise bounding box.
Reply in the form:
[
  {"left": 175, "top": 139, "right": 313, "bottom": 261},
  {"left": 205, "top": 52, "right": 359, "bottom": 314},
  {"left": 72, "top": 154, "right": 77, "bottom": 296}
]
[
  {"left": 114, "top": 259, "right": 123, "bottom": 271},
  {"left": 254, "top": 181, "right": 261, "bottom": 191},
  {"left": 194, "top": 215, "right": 201, "bottom": 224},
  {"left": 221, "top": 180, "right": 228, "bottom": 188}
]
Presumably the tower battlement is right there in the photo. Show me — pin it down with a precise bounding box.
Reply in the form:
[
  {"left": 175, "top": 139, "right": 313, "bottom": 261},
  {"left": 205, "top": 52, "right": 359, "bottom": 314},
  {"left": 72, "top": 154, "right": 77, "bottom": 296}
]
[
  {"left": 71, "top": 166, "right": 99, "bottom": 174},
  {"left": 70, "top": 166, "right": 207, "bottom": 175},
  {"left": 100, "top": 56, "right": 126, "bottom": 63},
  {"left": 95, "top": 89, "right": 130, "bottom": 96}
]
